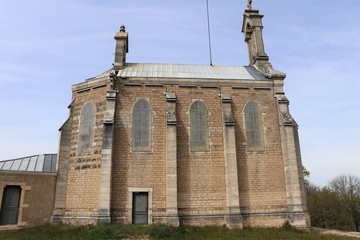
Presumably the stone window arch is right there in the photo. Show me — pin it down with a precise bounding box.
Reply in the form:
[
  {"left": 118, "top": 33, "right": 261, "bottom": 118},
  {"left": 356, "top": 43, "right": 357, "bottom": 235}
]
[
  {"left": 189, "top": 100, "right": 209, "bottom": 152},
  {"left": 132, "top": 99, "right": 152, "bottom": 152},
  {"left": 77, "top": 102, "right": 96, "bottom": 155},
  {"left": 244, "top": 101, "right": 264, "bottom": 149}
]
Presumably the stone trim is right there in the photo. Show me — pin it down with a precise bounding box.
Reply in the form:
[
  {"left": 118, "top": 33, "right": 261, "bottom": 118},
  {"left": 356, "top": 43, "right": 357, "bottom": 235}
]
[
  {"left": 165, "top": 93, "right": 179, "bottom": 226},
  {"left": 221, "top": 93, "right": 243, "bottom": 228},
  {"left": 165, "top": 93, "right": 176, "bottom": 102},
  {"left": 97, "top": 90, "right": 117, "bottom": 224},
  {"left": 166, "top": 110, "right": 177, "bottom": 125},
  {"left": 179, "top": 84, "right": 198, "bottom": 88},
  {"left": 144, "top": 83, "right": 164, "bottom": 87},
  {"left": 232, "top": 86, "right": 250, "bottom": 90}
]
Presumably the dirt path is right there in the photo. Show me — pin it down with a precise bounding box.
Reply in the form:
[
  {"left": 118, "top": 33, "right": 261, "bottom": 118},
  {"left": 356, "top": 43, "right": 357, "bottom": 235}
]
[{"left": 312, "top": 227, "right": 360, "bottom": 239}]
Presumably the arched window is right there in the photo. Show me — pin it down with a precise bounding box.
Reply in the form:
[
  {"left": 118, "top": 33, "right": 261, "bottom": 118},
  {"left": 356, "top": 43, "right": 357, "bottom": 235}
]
[
  {"left": 190, "top": 100, "right": 209, "bottom": 152},
  {"left": 132, "top": 99, "right": 152, "bottom": 151},
  {"left": 77, "top": 102, "right": 95, "bottom": 155},
  {"left": 244, "top": 102, "right": 263, "bottom": 149}
]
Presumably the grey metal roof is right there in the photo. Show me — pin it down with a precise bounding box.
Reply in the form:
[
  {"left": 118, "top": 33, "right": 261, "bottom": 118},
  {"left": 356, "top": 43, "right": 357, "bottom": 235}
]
[
  {"left": 0, "top": 154, "right": 57, "bottom": 173},
  {"left": 94, "top": 64, "right": 267, "bottom": 81}
]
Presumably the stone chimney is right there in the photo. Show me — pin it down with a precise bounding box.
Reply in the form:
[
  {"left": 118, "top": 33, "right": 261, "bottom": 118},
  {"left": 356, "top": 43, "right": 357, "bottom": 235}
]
[
  {"left": 242, "top": 9, "right": 285, "bottom": 79},
  {"left": 113, "top": 25, "right": 128, "bottom": 71}
]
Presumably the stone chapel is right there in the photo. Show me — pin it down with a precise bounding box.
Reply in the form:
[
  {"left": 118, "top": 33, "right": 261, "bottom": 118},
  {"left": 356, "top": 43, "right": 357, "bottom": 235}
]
[{"left": 51, "top": 6, "right": 310, "bottom": 229}]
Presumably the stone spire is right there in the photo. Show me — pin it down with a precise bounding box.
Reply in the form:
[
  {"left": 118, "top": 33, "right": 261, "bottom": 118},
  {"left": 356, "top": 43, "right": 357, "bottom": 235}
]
[
  {"left": 242, "top": 8, "right": 285, "bottom": 78},
  {"left": 113, "top": 25, "right": 128, "bottom": 70},
  {"left": 247, "top": 0, "right": 252, "bottom": 10}
]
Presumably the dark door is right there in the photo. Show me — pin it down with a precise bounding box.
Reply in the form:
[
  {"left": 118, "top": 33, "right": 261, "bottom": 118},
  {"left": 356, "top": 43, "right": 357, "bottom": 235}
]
[
  {"left": 0, "top": 186, "right": 21, "bottom": 225},
  {"left": 132, "top": 192, "right": 148, "bottom": 224}
]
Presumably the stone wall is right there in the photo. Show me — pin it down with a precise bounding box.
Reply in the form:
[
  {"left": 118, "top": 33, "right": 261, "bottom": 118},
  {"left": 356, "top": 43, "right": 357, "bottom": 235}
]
[
  {"left": 232, "top": 87, "right": 288, "bottom": 226},
  {"left": 108, "top": 80, "right": 290, "bottom": 227},
  {"left": 60, "top": 80, "right": 112, "bottom": 224},
  {"left": 111, "top": 84, "right": 168, "bottom": 223}
]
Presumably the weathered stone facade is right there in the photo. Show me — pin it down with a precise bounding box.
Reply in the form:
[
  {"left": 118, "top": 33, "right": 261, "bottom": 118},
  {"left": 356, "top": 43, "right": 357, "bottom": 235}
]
[{"left": 52, "top": 7, "right": 310, "bottom": 229}]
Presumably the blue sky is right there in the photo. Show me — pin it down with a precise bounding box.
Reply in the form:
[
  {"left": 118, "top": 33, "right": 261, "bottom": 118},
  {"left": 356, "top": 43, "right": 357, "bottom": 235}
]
[{"left": 0, "top": 0, "right": 359, "bottom": 186}]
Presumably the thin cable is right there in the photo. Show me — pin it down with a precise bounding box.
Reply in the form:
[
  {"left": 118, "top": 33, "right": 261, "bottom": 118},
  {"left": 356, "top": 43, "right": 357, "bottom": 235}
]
[{"left": 206, "top": 0, "right": 213, "bottom": 65}]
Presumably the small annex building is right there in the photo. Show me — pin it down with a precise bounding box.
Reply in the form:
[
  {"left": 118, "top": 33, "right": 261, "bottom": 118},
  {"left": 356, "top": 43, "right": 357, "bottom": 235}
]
[
  {"left": 0, "top": 154, "right": 57, "bottom": 230},
  {"left": 0, "top": 5, "right": 310, "bottom": 230}
]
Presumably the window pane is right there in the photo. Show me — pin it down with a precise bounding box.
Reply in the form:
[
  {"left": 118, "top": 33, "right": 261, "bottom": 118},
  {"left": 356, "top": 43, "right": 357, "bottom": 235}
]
[
  {"left": 43, "top": 155, "right": 52, "bottom": 172},
  {"left": 77, "top": 102, "right": 95, "bottom": 154},
  {"left": 132, "top": 100, "right": 151, "bottom": 150},
  {"left": 10, "top": 160, "right": 21, "bottom": 171},
  {"left": 244, "top": 102, "right": 263, "bottom": 148},
  {"left": 35, "top": 155, "right": 44, "bottom": 172},
  {"left": 2, "top": 161, "right": 13, "bottom": 170},
  {"left": 190, "top": 100, "right": 209, "bottom": 151},
  {"left": 19, "top": 158, "right": 30, "bottom": 171},
  {"left": 27, "top": 156, "right": 37, "bottom": 171},
  {"left": 50, "top": 155, "right": 57, "bottom": 172}
]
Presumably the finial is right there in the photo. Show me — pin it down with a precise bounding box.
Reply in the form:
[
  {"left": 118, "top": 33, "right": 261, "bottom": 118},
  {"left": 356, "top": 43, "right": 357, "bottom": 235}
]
[
  {"left": 247, "top": 0, "right": 252, "bottom": 10},
  {"left": 120, "top": 25, "right": 125, "bottom": 32}
]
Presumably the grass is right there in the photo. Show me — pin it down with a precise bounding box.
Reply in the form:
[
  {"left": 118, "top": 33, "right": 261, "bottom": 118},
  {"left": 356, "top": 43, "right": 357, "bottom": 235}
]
[{"left": 0, "top": 223, "right": 358, "bottom": 240}]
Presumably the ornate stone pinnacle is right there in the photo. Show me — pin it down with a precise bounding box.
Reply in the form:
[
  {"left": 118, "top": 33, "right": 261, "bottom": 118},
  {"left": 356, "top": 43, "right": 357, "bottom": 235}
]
[{"left": 247, "top": 0, "right": 252, "bottom": 10}]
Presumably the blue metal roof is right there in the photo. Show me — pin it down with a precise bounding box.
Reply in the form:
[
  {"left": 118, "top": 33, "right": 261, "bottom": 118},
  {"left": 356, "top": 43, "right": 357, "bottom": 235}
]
[{"left": 0, "top": 154, "right": 57, "bottom": 173}]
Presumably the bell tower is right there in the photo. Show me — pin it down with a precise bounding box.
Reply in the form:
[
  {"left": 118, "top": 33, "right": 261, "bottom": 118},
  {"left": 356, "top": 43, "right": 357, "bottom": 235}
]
[
  {"left": 242, "top": 3, "right": 310, "bottom": 229},
  {"left": 242, "top": 6, "right": 285, "bottom": 79}
]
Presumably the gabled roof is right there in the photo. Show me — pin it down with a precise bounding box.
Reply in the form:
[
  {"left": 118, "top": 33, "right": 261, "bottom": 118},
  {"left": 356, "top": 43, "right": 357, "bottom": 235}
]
[
  {"left": 0, "top": 154, "right": 57, "bottom": 173},
  {"left": 94, "top": 63, "right": 267, "bottom": 81}
]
